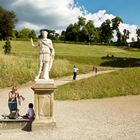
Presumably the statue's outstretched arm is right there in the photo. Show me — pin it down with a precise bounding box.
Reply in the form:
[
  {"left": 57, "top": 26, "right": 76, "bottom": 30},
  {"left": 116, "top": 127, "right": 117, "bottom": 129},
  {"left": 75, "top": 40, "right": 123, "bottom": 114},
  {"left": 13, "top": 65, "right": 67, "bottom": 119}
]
[{"left": 30, "top": 38, "right": 36, "bottom": 48}]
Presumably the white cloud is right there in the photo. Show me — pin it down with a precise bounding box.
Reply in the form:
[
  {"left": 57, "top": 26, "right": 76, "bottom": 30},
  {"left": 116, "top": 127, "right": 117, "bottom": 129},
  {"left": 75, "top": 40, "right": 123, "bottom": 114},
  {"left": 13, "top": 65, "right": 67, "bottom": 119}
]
[
  {"left": 0, "top": 0, "right": 138, "bottom": 41},
  {"left": 16, "top": 21, "right": 42, "bottom": 31},
  {"left": 9, "top": 0, "right": 84, "bottom": 32},
  {"left": 90, "top": 10, "right": 115, "bottom": 27}
]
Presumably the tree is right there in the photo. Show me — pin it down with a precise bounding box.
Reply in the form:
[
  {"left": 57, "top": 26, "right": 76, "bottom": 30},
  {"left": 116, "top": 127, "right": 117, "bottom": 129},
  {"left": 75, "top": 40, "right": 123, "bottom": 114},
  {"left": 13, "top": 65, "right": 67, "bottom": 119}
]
[
  {"left": 78, "top": 16, "right": 86, "bottom": 28},
  {"left": 112, "top": 17, "right": 123, "bottom": 30},
  {"left": 86, "top": 20, "right": 99, "bottom": 42},
  {"left": 13, "top": 30, "right": 20, "bottom": 39},
  {"left": 111, "top": 17, "right": 123, "bottom": 44},
  {"left": 63, "top": 17, "right": 99, "bottom": 42},
  {"left": 3, "top": 39, "right": 11, "bottom": 54},
  {"left": 116, "top": 30, "right": 122, "bottom": 45},
  {"left": 65, "top": 24, "right": 75, "bottom": 41},
  {"left": 131, "top": 37, "right": 135, "bottom": 42},
  {"left": 99, "top": 19, "right": 113, "bottom": 43},
  {"left": 29, "top": 30, "right": 37, "bottom": 39},
  {"left": 60, "top": 31, "right": 66, "bottom": 41},
  {"left": 122, "top": 29, "right": 130, "bottom": 45},
  {"left": 0, "top": 6, "right": 17, "bottom": 40},
  {"left": 78, "top": 26, "right": 88, "bottom": 42},
  {"left": 19, "top": 28, "right": 36, "bottom": 39},
  {"left": 136, "top": 28, "right": 140, "bottom": 41}
]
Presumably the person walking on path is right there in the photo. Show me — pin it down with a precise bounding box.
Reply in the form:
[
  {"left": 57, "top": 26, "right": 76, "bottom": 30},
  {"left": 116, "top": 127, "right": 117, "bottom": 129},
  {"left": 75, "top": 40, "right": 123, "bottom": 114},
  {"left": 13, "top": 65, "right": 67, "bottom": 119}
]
[
  {"left": 73, "top": 65, "right": 78, "bottom": 80},
  {"left": 95, "top": 67, "right": 98, "bottom": 75},
  {"left": 93, "top": 66, "right": 98, "bottom": 76}
]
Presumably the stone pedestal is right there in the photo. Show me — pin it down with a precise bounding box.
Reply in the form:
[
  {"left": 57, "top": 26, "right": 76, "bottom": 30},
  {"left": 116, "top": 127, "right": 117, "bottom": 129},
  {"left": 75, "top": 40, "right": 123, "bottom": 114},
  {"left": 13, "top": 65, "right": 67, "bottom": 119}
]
[{"left": 31, "top": 80, "right": 57, "bottom": 129}]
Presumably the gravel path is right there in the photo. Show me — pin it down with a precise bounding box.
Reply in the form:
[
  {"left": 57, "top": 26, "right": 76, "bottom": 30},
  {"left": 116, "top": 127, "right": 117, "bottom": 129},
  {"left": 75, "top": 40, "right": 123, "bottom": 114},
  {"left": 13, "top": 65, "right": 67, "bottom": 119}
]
[
  {"left": 55, "top": 69, "right": 116, "bottom": 86},
  {"left": 0, "top": 70, "right": 140, "bottom": 140}
]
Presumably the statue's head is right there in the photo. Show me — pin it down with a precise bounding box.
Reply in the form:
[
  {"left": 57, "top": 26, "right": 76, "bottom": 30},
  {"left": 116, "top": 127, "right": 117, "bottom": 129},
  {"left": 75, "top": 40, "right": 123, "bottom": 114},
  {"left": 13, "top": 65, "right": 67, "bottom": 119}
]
[
  {"left": 39, "top": 29, "right": 48, "bottom": 39},
  {"left": 42, "top": 31, "right": 48, "bottom": 38}
]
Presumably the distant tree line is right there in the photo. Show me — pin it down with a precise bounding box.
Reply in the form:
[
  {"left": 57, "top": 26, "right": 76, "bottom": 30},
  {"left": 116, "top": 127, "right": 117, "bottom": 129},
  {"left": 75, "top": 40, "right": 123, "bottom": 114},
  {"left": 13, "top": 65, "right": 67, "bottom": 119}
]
[
  {"left": 60, "top": 16, "right": 140, "bottom": 47},
  {"left": 0, "top": 5, "right": 140, "bottom": 52},
  {"left": 12, "top": 28, "right": 60, "bottom": 41},
  {"left": 13, "top": 28, "right": 37, "bottom": 40}
]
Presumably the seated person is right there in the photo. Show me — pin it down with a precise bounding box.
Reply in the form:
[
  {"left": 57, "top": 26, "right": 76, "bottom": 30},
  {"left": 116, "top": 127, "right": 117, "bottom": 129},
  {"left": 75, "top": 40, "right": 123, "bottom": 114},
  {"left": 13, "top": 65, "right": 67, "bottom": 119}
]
[{"left": 23, "top": 103, "right": 35, "bottom": 121}]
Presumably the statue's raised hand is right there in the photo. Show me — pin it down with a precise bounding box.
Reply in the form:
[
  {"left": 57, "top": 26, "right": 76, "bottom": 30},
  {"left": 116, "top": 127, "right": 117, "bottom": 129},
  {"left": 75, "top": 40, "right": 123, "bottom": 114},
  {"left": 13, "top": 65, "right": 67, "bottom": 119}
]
[{"left": 30, "top": 38, "right": 35, "bottom": 48}]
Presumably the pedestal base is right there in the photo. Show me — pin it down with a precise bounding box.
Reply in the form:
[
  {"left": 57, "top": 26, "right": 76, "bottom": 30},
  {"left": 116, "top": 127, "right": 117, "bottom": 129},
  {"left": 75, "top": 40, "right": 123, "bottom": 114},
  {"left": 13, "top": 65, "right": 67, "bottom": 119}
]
[{"left": 31, "top": 80, "right": 57, "bottom": 130}]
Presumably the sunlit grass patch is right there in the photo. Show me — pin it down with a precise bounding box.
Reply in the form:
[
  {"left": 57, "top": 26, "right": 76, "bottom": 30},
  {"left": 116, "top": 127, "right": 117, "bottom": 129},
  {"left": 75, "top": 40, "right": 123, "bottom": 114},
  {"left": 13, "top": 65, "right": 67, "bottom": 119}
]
[
  {"left": 0, "top": 54, "right": 37, "bottom": 87},
  {"left": 0, "top": 41, "right": 139, "bottom": 88},
  {"left": 55, "top": 68, "right": 140, "bottom": 100}
]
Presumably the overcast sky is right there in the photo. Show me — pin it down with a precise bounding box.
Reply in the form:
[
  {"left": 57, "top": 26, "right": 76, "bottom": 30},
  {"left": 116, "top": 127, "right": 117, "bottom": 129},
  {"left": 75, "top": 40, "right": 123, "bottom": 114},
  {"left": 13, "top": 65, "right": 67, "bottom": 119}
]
[{"left": 0, "top": 0, "right": 139, "bottom": 41}]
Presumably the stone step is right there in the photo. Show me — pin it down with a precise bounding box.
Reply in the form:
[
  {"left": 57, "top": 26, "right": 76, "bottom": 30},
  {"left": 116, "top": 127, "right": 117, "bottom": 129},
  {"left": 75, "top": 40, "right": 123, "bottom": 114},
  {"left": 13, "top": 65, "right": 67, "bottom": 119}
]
[{"left": 0, "top": 119, "right": 31, "bottom": 131}]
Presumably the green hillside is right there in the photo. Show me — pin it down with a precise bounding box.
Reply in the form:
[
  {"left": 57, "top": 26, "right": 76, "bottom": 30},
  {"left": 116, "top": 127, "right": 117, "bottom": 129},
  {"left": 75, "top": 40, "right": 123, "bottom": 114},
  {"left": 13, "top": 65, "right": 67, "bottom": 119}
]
[
  {"left": 0, "top": 41, "right": 140, "bottom": 89},
  {"left": 55, "top": 68, "right": 140, "bottom": 100}
]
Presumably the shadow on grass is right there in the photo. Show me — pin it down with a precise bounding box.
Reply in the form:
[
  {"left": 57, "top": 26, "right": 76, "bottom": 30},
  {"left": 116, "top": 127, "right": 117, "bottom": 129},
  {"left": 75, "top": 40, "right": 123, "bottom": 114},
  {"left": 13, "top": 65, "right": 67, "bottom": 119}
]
[
  {"left": 56, "top": 55, "right": 103, "bottom": 65},
  {"left": 100, "top": 56, "right": 140, "bottom": 68},
  {"left": 56, "top": 55, "right": 140, "bottom": 68}
]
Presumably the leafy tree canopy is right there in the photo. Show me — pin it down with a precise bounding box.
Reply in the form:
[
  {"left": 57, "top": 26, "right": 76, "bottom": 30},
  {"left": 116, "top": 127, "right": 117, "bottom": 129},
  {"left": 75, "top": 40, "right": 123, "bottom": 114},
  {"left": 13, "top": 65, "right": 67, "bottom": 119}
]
[{"left": 0, "top": 6, "right": 17, "bottom": 40}]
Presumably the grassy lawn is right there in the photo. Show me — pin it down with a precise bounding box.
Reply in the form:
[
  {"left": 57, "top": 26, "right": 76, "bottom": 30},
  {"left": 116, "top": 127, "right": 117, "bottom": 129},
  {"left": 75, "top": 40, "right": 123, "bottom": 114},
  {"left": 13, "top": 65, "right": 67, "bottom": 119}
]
[
  {"left": 0, "top": 41, "right": 140, "bottom": 88},
  {"left": 55, "top": 68, "right": 140, "bottom": 100}
]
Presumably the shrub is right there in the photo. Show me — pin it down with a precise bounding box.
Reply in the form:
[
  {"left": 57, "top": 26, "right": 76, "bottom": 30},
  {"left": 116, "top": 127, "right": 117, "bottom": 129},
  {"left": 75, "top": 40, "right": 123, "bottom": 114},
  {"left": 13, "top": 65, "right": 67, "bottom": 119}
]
[{"left": 3, "top": 39, "right": 11, "bottom": 54}]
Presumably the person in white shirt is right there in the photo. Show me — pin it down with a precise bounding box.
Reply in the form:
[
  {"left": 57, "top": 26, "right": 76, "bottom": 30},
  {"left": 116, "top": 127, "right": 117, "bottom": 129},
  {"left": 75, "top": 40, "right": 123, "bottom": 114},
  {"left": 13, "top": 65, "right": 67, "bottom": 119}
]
[
  {"left": 23, "top": 103, "right": 35, "bottom": 120},
  {"left": 73, "top": 65, "right": 78, "bottom": 80}
]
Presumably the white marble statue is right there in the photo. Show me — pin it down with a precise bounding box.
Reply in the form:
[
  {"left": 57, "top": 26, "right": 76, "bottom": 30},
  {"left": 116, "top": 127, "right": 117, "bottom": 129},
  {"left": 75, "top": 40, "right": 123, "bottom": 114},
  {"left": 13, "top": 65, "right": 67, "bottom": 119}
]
[{"left": 31, "top": 30, "right": 55, "bottom": 81}]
